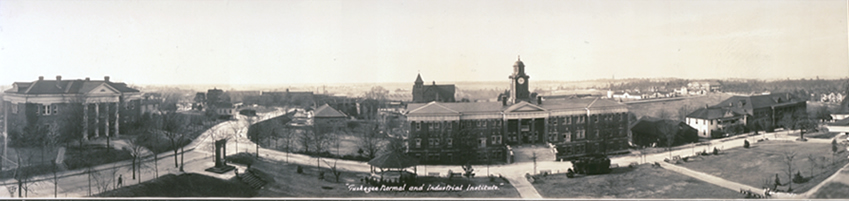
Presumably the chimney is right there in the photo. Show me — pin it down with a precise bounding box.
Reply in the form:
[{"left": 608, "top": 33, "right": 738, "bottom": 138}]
[
  {"left": 56, "top": 75, "right": 62, "bottom": 81},
  {"left": 104, "top": 76, "right": 110, "bottom": 82},
  {"left": 502, "top": 97, "right": 508, "bottom": 106},
  {"left": 85, "top": 77, "right": 90, "bottom": 81},
  {"left": 537, "top": 96, "right": 542, "bottom": 105},
  {"left": 38, "top": 76, "right": 44, "bottom": 80},
  {"left": 705, "top": 104, "right": 709, "bottom": 109}
]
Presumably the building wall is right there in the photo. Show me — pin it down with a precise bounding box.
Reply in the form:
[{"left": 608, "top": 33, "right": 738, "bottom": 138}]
[
  {"left": 314, "top": 117, "right": 346, "bottom": 134},
  {"left": 407, "top": 111, "right": 631, "bottom": 164}
]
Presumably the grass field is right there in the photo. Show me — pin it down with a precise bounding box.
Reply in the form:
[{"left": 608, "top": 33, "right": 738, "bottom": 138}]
[
  {"left": 813, "top": 182, "right": 849, "bottom": 198},
  {"left": 678, "top": 140, "right": 849, "bottom": 193},
  {"left": 806, "top": 131, "right": 842, "bottom": 139},
  {"left": 531, "top": 164, "right": 743, "bottom": 199},
  {"left": 626, "top": 93, "right": 729, "bottom": 119},
  {"left": 252, "top": 159, "right": 520, "bottom": 198},
  {"left": 96, "top": 173, "right": 257, "bottom": 197}
]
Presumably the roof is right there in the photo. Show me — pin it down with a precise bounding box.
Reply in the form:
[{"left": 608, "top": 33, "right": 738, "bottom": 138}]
[
  {"left": 314, "top": 104, "right": 347, "bottom": 118},
  {"left": 686, "top": 106, "right": 747, "bottom": 120},
  {"left": 5, "top": 78, "right": 139, "bottom": 94},
  {"left": 715, "top": 93, "right": 805, "bottom": 115},
  {"left": 406, "top": 97, "right": 625, "bottom": 115}
]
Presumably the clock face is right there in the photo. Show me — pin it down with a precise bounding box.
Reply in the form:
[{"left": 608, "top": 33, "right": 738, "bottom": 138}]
[{"left": 517, "top": 77, "right": 525, "bottom": 84}]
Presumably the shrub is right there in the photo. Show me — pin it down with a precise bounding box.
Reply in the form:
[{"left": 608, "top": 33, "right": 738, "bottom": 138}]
[
  {"left": 319, "top": 171, "right": 325, "bottom": 180},
  {"left": 744, "top": 140, "right": 750, "bottom": 148},
  {"left": 792, "top": 171, "right": 807, "bottom": 184},
  {"left": 713, "top": 147, "right": 720, "bottom": 155},
  {"left": 296, "top": 166, "right": 303, "bottom": 174}
]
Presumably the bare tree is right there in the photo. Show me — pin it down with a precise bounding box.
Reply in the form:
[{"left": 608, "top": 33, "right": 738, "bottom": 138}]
[
  {"left": 357, "top": 123, "right": 383, "bottom": 159},
  {"left": 126, "top": 137, "right": 146, "bottom": 180},
  {"left": 157, "top": 112, "right": 186, "bottom": 168},
  {"left": 299, "top": 128, "right": 315, "bottom": 153},
  {"left": 676, "top": 104, "right": 694, "bottom": 122},
  {"left": 783, "top": 151, "right": 797, "bottom": 192},
  {"left": 807, "top": 154, "right": 818, "bottom": 177},
  {"left": 90, "top": 165, "right": 118, "bottom": 194}
]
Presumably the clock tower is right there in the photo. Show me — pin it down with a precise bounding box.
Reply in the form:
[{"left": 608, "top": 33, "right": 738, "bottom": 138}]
[{"left": 509, "top": 56, "right": 530, "bottom": 104}]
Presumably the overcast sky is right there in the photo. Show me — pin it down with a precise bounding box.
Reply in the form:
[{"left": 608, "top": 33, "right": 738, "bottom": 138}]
[{"left": 1, "top": 0, "right": 847, "bottom": 86}]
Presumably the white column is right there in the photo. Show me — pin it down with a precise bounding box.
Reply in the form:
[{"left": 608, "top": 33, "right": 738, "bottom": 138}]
[
  {"left": 83, "top": 103, "right": 89, "bottom": 140},
  {"left": 95, "top": 103, "right": 100, "bottom": 138},
  {"left": 105, "top": 103, "right": 110, "bottom": 137},
  {"left": 114, "top": 102, "right": 120, "bottom": 137}
]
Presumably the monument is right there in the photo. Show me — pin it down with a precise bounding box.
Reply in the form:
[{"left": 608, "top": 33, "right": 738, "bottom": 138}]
[{"left": 205, "top": 139, "right": 236, "bottom": 173}]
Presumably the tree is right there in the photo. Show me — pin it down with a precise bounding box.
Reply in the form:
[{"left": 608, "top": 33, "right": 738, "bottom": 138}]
[
  {"left": 779, "top": 114, "right": 795, "bottom": 136},
  {"left": 357, "top": 123, "right": 383, "bottom": 159},
  {"left": 807, "top": 154, "right": 818, "bottom": 177},
  {"left": 246, "top": 115, "right": 268, "bottom": 159},
  {"left": 364, "top": 86, "right": 389, "bottom": 103},
  {"left": 832, "top": 139, "right": 839, "bottom": 166},
  {"left": 299, "top": 128, "right": 315, "bottom": 153},
  {"left": 658, "top": 121, "right": 677, "bottom": 158},
  {"left": 815, "top": 105, "right": 833, "bottom": 123},
  {"left": 126, "top": 136, "right": 147, "bottom": 180},
  {"left": 796, "top": 118, "right": 817, "bottom": 140},
  {"left": 782, "top": 151, "right": 797, "bottom": 191},
  {"left": 676, "top": 105, "right": 694, "bottom": 122},
  {"left": 157, "top": 112, "right": 187, "bottom": 168}
]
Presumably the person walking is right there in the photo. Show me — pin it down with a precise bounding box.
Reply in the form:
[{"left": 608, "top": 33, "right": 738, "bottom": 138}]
[{"left": 117, "top": 175, "right": 123, "bottom": 188}]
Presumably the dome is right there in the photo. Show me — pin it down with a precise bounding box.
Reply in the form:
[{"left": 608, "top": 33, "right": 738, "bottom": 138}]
[{"left": 513, "top": 55, "right": 524, "bottom": 67}]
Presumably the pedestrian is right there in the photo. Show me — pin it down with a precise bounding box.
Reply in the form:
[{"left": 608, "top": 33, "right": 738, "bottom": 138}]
[{"left": 117, "top": 175, "right": 123, "bottom": 188}]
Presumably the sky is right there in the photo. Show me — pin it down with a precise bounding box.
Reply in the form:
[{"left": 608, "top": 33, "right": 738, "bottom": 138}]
[{"left": 1, "top": 0, "right": 847, "bottom": 86}]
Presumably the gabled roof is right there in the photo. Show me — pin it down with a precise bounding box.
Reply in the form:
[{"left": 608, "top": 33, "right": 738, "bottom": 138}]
[
  {"left": 407, "top": 101, "right": 460, "bottom": 115},
  {"left": 314, "top": 104, "right": 347, "bottom": 118},
  {"left": 504, "top": 101, "right": 546, "bottom": 113},
  {"left": 5, "top": 78, "right": 139, "bottom": 95},
  {"left": 407, "top": 101, "right": 502, "bottom": 115},
  {"left": 715, "top": 93, "right": 805, "bottom": 115}
]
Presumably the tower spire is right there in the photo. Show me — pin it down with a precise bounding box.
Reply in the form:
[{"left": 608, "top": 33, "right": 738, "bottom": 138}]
[{"left": 518, "top": 55, "right": 521, "bottom": 61}]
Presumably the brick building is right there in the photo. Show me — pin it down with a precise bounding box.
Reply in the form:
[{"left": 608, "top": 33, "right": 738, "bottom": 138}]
[{"left": 405, "top": 58, "right": 630, "bottom": 164}]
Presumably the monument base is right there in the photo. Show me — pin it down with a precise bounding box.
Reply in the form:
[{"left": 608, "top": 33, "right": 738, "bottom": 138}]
[{"left": 205, "top": 165, "right": 236, "bottom": 174}]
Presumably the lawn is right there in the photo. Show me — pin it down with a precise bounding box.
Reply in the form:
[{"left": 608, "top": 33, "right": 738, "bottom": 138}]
[
  {"left": 95, "top": 173, "right": 257, "bottom": 197},
  {"left": 63, "top": 147, "right": 133, "bottom": 170},
  {"left": 806, "top": 131, "right": 842, "bottom": 139},
  {"left": 813, "top": 182, "right": 849, "bottom": 199},
  {"left": 252, "top": 159, "right": 520, "bottom": 198},
  {"left": 531, "top": 164, "right": 743, "bottom": 199},
  {"left": 678, "top": 140, "right": 849, "bottom": 193}
]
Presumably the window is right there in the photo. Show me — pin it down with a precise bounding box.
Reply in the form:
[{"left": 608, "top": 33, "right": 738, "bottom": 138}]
[
  {"left": 434, "top": 122, "right": 440, "bottom": 129},
  {"left": 434, "top": 139, "right": 440, "bottom": 146},
  {"left": 428, "top": 123, "right": 434, "bottom": 130},
  {"left": 53, "top": 104, "right": 58, "bottom": 114},
  {"left": 415, "top": 138, "right": 422, "bottom": 148},
  {"left": 11, "top": 103, "right": 17, "bottom": 114},
  {"left": 41, "top": 104, "right": 58, "bottom": 115},
  {"left": 447, "top": 138, "right": 453, "bottom": 148},
  {"left": 479, "top": 138, "right": 487, "bottom": 148}
]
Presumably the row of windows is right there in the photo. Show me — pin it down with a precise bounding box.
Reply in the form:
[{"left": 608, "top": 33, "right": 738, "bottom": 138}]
[
  {"left": 414, "top": 135, "right": 505, "bottom": 149},
  {"left": 414, "top": 150, "right": 506, "bottom": 162}
]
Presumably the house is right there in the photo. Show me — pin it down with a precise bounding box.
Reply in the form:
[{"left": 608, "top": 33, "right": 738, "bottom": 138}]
[
  {"left": 313, "top": 103, "right": 347, "bottom": 135},
  {"left": 405, "top": 58, "right": 630, "bottom": 164},
  {"left": 3, "top": 76, "right": 144, "bottom": 142},
  {"left": 712, "top": 93, "right": 807, "bottom": 132},
  {"left": 685, "top": 106, "right": 748, "bottom": 138}
]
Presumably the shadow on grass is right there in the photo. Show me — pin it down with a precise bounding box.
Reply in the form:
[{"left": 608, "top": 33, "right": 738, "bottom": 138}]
[{"left": 96, "top": 173, "right": 257, "bottom": 197}]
